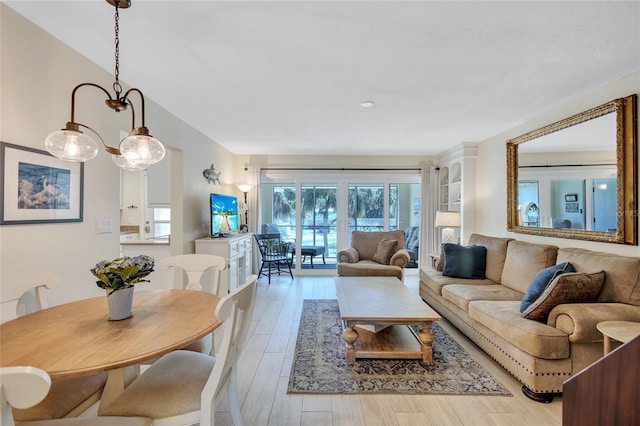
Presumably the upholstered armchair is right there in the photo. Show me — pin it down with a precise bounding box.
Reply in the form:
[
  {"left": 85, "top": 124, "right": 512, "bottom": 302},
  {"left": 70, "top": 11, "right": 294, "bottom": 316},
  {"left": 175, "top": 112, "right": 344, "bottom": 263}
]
[{"left": 337, "top": 230, "right": 410, "bottom": 281}]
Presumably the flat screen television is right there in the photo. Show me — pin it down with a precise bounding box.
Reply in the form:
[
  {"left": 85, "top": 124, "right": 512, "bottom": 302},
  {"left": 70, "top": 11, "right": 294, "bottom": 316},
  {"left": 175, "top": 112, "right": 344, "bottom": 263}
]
[{"left": 210, "top": 193, "right": 239, "bottom": 237}]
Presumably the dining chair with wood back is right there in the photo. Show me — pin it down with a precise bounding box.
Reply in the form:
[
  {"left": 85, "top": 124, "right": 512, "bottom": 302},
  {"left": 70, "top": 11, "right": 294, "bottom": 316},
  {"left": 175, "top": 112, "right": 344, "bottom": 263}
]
[
  {"left": 0, "top": 273, "right": 108, "bottom": 422},
  {"left": 97, "top": 274, "right": 259, "bottom": 426},
  {"left": 156, "top": 254, "right": 228, "bottom": 356},
  {"left": 0, "top": 366, "right": 152, "bottom": 426}
]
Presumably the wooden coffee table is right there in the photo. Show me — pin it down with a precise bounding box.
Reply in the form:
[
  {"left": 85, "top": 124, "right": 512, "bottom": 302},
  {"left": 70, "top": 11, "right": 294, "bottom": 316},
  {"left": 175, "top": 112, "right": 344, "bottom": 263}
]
[{"left": 335, "top": 276, "right": 441, "bottom": 364}]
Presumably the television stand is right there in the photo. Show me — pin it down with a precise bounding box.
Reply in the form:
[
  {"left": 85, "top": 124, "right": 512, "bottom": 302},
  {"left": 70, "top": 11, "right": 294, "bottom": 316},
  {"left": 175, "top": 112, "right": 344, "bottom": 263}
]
[{"left": 195, "top": 234, "right": 252, "bottom": 294}]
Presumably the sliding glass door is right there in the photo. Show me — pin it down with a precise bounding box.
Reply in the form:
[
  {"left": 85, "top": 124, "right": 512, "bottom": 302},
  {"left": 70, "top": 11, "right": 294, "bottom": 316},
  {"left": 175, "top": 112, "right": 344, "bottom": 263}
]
[{"left": 260, "top": 173, "right": 421, "bottom": 274}]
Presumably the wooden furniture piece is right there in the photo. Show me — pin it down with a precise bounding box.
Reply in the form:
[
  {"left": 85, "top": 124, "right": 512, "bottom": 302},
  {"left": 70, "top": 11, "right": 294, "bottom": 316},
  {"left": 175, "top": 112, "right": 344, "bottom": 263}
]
[
  {"left": 195, "top": 233, "right": 253, "bottom": 294},
  {"left": 254, "top": 233, "right": 293, "bottom": 283},
  {"left": 335, "top": 276, "right": 441, "bottom": 364},
  {"left": 563, "top": 334, "right": 640, "bottom": 426},
  {"left": 596, "top": 320, "right": 640, "bottom": 354},
  {"left": 0, "top": 366, "right": 152, "bottom": 426},
  {"left": 98, "top": 275, "right": 259, "bottom": 426},
  {"left": 0, "top": 290, "right": 222, "bottom": 411},
  {"left": 0, "top": 272, "right": 108, "bottom": 421}
]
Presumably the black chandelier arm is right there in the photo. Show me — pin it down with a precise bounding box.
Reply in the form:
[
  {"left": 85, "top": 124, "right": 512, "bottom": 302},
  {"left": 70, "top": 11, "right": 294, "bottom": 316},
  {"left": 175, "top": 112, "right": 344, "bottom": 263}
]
[
  {"left": 69, "top": 83, "right": 117, "bottom": 123},
  {"left": 75, "top": 122, "right": 121, "bottom": 155},
  {"left": 122, "top": 88, "right": 147, "bottom": 128}
]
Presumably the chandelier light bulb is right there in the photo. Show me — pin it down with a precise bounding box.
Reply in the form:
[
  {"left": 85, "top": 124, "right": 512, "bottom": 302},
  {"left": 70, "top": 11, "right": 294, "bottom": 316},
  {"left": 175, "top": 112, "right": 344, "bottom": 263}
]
[
  {"left": 44, "top": 129, "right": 99, "bottom": 162},
  {"left": 112, "top": 154, "right": 147, "bottom": 171},
  {"left": 119, "top": 129, "right": 165, "bottom": 167}
]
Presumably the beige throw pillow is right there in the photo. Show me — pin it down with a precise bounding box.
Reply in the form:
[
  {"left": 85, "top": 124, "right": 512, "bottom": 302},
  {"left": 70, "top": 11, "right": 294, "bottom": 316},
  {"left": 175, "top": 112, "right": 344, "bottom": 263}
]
[
  {"left": 371, "top": 239, "right": 399, "bottom": 265},
  {"left": 435, "top": 244, "right": 445, "bottom": 272},
  {"left": 523, "top": 271, "right": 605, "bottom": 321}
]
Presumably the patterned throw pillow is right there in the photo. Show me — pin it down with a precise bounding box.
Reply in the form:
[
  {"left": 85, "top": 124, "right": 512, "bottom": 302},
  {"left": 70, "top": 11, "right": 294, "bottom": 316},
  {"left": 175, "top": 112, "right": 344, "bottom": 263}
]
[
  {"left": 519, "top": 262, "right": 576, "bottom": 312},
  {"left": 523, "top": 271, "right": 606, "bottom": 321},
  {"left": 371, "top": 239, "right": 399, "bottom": 265},
  {"left": 435, "top": 244, "right": 445, "bottom": 272},
  {"left": 442, "top": 243, "right": 487, "bottom": 279}
]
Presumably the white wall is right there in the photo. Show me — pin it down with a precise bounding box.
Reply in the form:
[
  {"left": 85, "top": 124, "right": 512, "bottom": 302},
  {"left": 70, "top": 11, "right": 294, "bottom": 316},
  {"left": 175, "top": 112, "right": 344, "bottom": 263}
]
[
  {"left": 0, "top": 5, "right": 241, "bottom": 306},
  {"left": 475, "top": 72, "right": 640, "bottom": 256}
]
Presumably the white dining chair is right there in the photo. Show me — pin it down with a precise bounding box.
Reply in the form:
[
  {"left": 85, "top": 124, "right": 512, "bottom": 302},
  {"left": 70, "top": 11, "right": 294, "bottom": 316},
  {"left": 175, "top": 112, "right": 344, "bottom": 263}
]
[
  {"left": 97, "top": 274, "right": 259, "bottom": 426},
  {"left": 0, "top": 366, "right": 152, "bottom": 426},
  {"left": 157, "top": 254, "right": 227, "bottom": 293},
  {"left": 156, "top": 254, "right": 227, "bottom": 355},
  {"left": 0, "top": 273, "right": 108, "bottom": 421}
]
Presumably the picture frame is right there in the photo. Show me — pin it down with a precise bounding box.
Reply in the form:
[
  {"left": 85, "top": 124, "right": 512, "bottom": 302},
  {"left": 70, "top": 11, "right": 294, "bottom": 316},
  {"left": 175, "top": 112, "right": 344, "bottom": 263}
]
[
  {"left": 564, "top": 193, "right": 578, "bottom": 202},
  {"left": 0, "top": 142, "right": 84, "bottom": 225}
]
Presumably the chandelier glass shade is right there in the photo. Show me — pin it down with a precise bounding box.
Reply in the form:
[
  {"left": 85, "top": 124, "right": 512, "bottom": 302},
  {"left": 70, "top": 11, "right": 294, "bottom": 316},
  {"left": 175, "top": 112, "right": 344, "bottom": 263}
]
[
  {"left": 44, "top": 124, "right": 100, "bottom": 162},
  {"left": 44, "top": 0, "right": 164, "bottom": 170}
]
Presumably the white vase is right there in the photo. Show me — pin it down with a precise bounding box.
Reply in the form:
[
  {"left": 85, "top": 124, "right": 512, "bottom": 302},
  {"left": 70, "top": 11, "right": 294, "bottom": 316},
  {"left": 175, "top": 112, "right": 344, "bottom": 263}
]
[{"left": 107, "top": 286, "right": 134, "bottom": 320}]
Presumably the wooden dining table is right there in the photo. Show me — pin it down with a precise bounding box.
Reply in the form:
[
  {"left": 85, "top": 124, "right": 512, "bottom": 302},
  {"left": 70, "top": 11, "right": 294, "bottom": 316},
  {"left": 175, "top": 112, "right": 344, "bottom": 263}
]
[{"left": 0, "top": 289, "right": 222, "bottom": 408}]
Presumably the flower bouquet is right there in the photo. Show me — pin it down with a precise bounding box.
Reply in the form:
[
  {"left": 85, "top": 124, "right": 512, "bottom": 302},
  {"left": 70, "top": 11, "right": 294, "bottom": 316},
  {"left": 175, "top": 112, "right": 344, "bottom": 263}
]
[
  {"left": 90, "top": 255, "right": 155, "bottom": 295},
  {"left": 91, "top": 255, "right": 155, "bottom": 320}
]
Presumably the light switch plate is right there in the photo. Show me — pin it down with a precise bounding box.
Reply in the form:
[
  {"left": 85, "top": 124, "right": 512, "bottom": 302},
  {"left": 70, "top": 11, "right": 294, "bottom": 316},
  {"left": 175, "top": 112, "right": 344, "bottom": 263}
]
[{"left": 95, "top": 218, "right": 113, "bottom": 234}]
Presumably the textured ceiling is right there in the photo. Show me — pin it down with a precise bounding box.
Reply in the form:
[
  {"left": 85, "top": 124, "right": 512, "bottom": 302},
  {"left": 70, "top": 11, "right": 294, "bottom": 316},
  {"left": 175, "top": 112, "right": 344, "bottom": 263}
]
[{"left": 5, "top": 1, "right": 640, "bottom": 156}]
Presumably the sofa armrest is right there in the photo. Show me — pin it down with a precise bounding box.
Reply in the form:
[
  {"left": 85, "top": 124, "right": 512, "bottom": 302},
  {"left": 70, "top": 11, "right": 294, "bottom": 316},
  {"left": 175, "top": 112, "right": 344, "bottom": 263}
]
[
  {"left": 547, "top": 303, "right": 640, "bottom": 342},
  {"left": 390, "top": 248, "right": 410, "bottom": 268},
  {"left": 337, "top": 247, "right": 360, "bottom": 263}
]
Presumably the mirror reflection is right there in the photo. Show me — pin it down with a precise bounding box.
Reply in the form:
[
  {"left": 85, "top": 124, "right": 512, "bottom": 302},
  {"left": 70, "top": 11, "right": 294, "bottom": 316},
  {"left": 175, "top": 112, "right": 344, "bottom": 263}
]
[{"left": 506, "top": 95, "right": 637, "bottom": 245}]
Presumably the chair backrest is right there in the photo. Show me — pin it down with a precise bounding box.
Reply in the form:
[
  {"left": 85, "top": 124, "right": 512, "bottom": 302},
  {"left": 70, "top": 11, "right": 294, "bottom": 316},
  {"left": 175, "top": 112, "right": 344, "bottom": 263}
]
[
  {"left": 0, "top": 272, "right": 59, "bottom": 323},
  {"left": 157, "top": 254, "right": 227, "bottom": 293},
  {"left": 350, "top": 230, "right": 406, "bottom": 260},
  {"left": 261, "top": 223, "right": 280, "bottom": 234},
  {"left": 254, "top": 233, "right": 290, "bottom": 259},
  {"left": 200, "top": 274, "right": 258, "bottom": 424},
  {"left": 1, "top": 366, "right": 51, "bottom": 426}
]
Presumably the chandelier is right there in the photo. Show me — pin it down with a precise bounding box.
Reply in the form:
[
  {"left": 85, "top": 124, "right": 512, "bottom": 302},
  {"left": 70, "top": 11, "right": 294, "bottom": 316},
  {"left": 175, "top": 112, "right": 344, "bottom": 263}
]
[{"left": 44, "top": 0, "right": 165, "bottom": 171}]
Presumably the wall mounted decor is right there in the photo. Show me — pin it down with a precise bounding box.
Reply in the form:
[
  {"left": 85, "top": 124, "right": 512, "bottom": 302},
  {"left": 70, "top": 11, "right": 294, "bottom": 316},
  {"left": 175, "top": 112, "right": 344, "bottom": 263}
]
[
  {"left": 203, "top": 163, "right": 221, "bottom": 184},
  {"left": 0, "top": 142, "right": 84, "bottom": 224}
]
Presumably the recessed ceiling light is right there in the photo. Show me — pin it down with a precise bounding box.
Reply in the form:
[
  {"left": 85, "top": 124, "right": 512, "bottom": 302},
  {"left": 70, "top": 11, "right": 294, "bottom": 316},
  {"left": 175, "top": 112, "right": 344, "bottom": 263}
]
[{"left": 360, "top": 101, "right": 375, "bottom": 108}]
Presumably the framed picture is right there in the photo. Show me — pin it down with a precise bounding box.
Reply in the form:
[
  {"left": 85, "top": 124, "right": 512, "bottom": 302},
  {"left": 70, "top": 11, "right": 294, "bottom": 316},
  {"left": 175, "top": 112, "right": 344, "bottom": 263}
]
[
  {"left": 564, "top": 194, "right": 578, "bottom": 202},
  {"left": 1, "top": 142, "right": 84, "bottom": 225},
  {"left": 565, "top": 202, "right": 580, "bottom": 213}
]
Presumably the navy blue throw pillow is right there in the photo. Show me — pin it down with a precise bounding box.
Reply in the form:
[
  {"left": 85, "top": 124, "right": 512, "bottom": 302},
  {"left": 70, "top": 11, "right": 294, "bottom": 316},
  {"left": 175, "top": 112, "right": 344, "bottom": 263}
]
[
  {"left": 519, "top": 262, "right": 576, "bottom": 312},
  {"left": 442, "top": 244, "right": 487, "bottom": 279}
]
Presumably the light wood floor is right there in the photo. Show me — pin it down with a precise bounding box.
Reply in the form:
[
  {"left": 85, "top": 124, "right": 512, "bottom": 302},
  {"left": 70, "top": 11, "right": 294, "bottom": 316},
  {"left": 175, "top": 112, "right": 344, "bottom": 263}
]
[{"left": 215, "top": 273, "right": 563, "bottom": 426}]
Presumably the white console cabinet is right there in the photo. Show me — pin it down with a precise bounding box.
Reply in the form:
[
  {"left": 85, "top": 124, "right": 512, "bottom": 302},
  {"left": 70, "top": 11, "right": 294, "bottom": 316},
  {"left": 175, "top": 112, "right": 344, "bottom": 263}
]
[{"left": 195, "top": 233, "right": 253, "bottom": 294}]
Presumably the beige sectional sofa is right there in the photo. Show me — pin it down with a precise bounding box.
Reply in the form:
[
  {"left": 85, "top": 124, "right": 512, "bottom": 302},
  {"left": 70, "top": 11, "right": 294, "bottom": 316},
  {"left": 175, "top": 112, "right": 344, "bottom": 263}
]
[{"left": 419, "top": 234, "right": 640, "bottom": 402}]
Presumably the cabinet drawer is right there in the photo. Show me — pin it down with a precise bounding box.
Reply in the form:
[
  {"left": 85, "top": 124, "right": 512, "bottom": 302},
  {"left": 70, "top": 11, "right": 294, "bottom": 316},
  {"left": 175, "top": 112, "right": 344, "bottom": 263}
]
[{"left": 229, "top": 241, "right": 239, "bottom": 256}]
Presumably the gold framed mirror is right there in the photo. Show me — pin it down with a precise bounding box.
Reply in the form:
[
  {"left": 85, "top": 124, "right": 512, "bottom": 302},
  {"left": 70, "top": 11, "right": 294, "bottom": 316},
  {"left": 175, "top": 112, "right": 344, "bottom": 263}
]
[{"left": 507, "top": 94, "right": 637, "bottom": 244}]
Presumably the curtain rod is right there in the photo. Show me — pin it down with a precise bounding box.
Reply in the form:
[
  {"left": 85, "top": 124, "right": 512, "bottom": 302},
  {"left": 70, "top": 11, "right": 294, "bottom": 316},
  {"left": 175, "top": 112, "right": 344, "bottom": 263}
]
[
  {"left": 519, "top": 163, "right": 615, "bottom": 168},
  {"left": 259, "top": 167, "right": 422, "bottom": 171}
]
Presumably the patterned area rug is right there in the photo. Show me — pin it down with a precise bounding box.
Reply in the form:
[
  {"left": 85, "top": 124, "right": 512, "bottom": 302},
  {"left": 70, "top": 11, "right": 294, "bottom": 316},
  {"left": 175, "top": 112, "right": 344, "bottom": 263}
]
[{"left": 287, "top": 299, "right": 512, "bottom": 396}]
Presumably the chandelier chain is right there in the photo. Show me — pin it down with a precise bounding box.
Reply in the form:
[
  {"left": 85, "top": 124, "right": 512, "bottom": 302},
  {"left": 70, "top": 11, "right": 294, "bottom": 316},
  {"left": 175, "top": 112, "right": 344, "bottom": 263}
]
[{"left": 113, "top": 2, "right": 122, "bottom": 98}]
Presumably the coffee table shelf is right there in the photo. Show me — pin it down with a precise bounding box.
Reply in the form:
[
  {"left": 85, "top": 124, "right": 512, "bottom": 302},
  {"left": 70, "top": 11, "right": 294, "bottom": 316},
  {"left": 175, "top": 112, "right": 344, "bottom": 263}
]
[{"left": 335, "top": 276, "right": 441, "bottom": 364}]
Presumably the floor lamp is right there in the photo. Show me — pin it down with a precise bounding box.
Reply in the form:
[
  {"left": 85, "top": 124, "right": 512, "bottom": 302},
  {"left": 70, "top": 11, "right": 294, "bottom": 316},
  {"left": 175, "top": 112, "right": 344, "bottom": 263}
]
[
  {"left": 236, "top": 184, "right": 252, "bottom": 230},
  {"left": 435, "top": 211, "right": 461, "bottom": 244}
]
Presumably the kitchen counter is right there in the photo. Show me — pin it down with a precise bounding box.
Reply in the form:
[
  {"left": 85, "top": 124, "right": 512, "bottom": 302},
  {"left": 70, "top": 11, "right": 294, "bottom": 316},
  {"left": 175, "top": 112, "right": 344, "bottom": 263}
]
[{"left": 120, "top": 237, "right": 169, "bottom": 246}]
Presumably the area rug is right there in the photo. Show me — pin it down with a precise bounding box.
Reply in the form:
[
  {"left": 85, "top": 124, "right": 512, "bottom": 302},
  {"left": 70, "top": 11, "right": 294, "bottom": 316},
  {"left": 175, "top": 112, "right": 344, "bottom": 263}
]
[{"left": 287, "top": 299, "right": 512, "bottom": 396}]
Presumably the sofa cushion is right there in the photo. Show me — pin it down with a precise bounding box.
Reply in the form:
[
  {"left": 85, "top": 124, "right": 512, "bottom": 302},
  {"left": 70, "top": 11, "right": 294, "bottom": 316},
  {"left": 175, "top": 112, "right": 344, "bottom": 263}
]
[
  {"left": 523, "top": 271, "right": 606, "bottom": 321},
  {"left": 443, "top": 244, "right": 487, "bottom": 279},
  {"left": 442, "top": 284, "right": 523, "bottom": 312},
  {"left": 557, "top": 247, "right": 640, "bottom": 306},
  {"left": 467, "top": 234, "right": 514, "bottom": 283},
  {"left": 435, "top": 244, "right": 445, "bottom": 272},
  {"left": 520, "top": 262, "right": 576, "bottom": 312},
  {"left": 350, "top": 230, "right": 406, "bottom": 260},
  {"left": 419, "top": 268, "right": 496, "bottom": 296},
  {"left": 469, "top": 300, "right": 570, "bottom": 359},
  {"left": 500, "top": 241, "right": 558, "bottom": 294},
  {"left": 371, "top": 238, "right": 399, "bottom": 265}
]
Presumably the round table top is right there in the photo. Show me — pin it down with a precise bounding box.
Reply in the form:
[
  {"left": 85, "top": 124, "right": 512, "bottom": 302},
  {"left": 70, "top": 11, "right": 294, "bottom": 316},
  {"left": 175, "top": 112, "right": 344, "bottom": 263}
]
[
  {"left": 596, "top": 320, "right": 640, "bottom": 343},
  {"left": 0, "top": 290, "right": 221, "bottom": 378}
]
